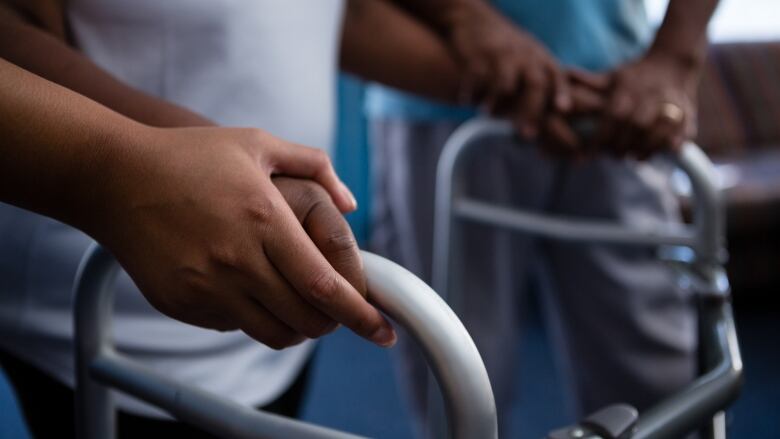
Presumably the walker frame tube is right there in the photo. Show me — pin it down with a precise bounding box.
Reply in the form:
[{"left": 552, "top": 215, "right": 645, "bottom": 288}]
[
  {"left": 432, "top": 118, "right": 741, "bottom": 439},
  {"left": 74, "top": 248, "right": 498, "bottom": 439}
]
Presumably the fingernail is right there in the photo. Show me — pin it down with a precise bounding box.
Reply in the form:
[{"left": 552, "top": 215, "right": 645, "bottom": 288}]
[
  {"left": 371, "top": 324, "right": 397, "bottom": 348},
  {"left": 340, "top": 182, "right": 358, "bottom": 211}
]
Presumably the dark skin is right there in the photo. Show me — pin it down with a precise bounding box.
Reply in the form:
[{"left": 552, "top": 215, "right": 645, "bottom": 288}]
[
  {"left": 392, "top": 0, "right": 719, "bottom": 161},
  {"left": 594, "top": 0, "right": 719, "bottom": 160},
  {"left": 0, "top": 0, "right": 473, "bottom": 350},
  {"left": 0, "top": 59, "right": 393, "bottom": 350}
]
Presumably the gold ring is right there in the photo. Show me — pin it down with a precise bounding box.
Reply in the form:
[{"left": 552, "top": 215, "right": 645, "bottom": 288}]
[{"left": 660, "top": 102, "right": 684, "bottom": 123}]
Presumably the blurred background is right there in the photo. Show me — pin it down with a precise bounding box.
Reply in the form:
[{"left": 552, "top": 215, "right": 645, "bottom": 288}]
[{"left": 2, "top": 0, "right": 778, "bottom": 437}]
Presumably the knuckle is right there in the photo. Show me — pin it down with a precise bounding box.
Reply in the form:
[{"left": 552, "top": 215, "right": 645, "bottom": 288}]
[
  {"left": 245, "top": 128, "right": 271, "bottom": 149},
  {"left": 321, "top": 230, "right": 358, "bottom": 256},
  {"left": 298, "top": 179, "right": 329, "bottom": 204},
  {"left": 245, "top": 196, "right": 279, "bottom": 225},
  {"left": 305, "top": 269, "right": 340, "bottom": 305},
  {"left": 311, "top": 148, "right": 331, "bottom": 169},
  {"left": 207, "top": 244, "right": 241, "bottom": 270}
]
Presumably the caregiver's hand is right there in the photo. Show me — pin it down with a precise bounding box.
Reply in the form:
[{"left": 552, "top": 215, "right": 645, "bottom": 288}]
[
  {"left": 442, "top": 0, "right": 571, "bottom": 140},
  {"left": 94, "top": 126, "right": 396, "bottom": 350}
]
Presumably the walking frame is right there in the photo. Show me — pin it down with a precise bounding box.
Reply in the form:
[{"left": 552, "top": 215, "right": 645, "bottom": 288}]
[
  {"left": 431, "top": 118, "right": 742, "bottom": 439},
  {"left": 72, "top": 117, "right": 741, "bottom": 439}
]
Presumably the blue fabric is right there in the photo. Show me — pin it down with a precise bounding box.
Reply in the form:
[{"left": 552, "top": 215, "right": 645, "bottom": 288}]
[{"left": 365, "top": 0, "right": 652, "bottom": 120}]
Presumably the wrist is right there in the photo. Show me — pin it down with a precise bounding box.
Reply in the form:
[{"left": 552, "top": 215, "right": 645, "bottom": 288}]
[
  {"left": 646, "top": 39, "right": 706, "bottom": 74},
  {"left": 438, "top": 0, "right": 496, "bottom": 38},
  {"left": 70, "top": 119, "right": 157, "bottom": 242}
]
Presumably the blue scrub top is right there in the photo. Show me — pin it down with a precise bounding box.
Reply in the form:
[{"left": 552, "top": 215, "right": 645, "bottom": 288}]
[{"left": 365, "top": 0, "right": 652, "bottom": 120}]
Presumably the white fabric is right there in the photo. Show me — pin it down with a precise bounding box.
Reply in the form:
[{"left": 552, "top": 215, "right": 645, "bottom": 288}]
[{"left": 0, "top": 0, "right": 344, "bottom": 417}]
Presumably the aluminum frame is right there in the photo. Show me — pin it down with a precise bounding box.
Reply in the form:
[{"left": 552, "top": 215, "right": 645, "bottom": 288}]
[
  {"left": 431, "top": 118, "right": 741, "bottom": 439},
  {"left": 73, "top": 248, "right": 498, "bottom": 439}
]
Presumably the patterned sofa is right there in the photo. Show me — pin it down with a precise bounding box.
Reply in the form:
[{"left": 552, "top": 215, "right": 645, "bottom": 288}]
[{"left": 695, "top": 41, "right": 780, "bottom": 293}]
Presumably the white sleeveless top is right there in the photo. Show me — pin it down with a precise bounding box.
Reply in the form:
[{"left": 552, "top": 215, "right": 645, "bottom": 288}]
[{"left": 0, "top": 0, "right": 344, "bottom": 417}]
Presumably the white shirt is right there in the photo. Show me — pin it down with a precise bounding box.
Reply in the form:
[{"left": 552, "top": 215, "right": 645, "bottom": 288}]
[{"left": 0, "top": 0, "right": 344, "bottom": 417}]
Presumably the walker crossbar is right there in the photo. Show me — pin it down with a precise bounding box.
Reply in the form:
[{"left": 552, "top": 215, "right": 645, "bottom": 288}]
[
  {"left": 73, "top": 247, "right": 498, "bottom": 439},
  {"left": 432, "top": 118, "right": 742, "bottom": 439}
]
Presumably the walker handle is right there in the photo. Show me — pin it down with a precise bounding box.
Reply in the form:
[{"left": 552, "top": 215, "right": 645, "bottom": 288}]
[
  {"left": 73, "top": 245, "right": 497, "bottom": 439},
  {"left": 433, "top": 118, "right": 725, "bottom": 300}
]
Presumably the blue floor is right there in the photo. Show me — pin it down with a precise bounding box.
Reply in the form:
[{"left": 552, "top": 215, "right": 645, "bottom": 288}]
[{"left": 1, "top": 305, "right": 777, "bottom": 438}]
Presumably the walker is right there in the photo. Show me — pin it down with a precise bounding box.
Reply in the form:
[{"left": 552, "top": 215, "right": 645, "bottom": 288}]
[
  {"left": 72, "top": 119, "right": 741, "bottom": 439},
  {"left": 73, "top": 248, "right": 497, "bottom": 439},
  {"left": 430, "top": 118, "right": 742, "bottom": 439}
]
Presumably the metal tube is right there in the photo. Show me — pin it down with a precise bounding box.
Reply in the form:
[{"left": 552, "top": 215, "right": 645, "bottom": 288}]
[
  {"left": 363, "top": 252, "right": 498, "bottom": 439},
  {"left": 455, "top": 198, "right": 698, "bottom": 248},
  {"left": 433, "top": 119, "right": 722, "bottom": 265},
  {"left": 632, "top": 298, "right": 742, "bottom": 439},
  {"left": 90, "top": 350, "right": 362, "bottom": 439},
  {"left": 73, "top": 245, "right": 497, "bottom": 439},
  {"left": 74, "top": 244, "right": 120, "bottom": 439},
  {"left": 432, "top": 118, "right": 741, "bottom": 439}
]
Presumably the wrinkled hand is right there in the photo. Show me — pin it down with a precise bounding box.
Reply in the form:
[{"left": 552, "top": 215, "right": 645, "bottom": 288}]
[
  {"left": 596, "top": 53, "right": 699, "bottom": 160},
  {"left": 443, "top": 1, "right": 570, "bottom": 139},
  {"left": 94, "top": 126, "right": 396, "bottom": 350}
]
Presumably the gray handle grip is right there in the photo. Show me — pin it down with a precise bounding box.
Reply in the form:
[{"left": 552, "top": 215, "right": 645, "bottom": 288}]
[{"left": 74, "top": 247, "right": 497, "bottom": 439}]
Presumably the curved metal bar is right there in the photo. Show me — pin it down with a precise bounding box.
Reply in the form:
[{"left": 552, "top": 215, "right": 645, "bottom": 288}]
[
  {"left": 74, "top": 244, "right": 497, "bottom": 439},
  {"left": 632, "top": 280, "right": 742, "bottom": 439},
  {"left": 432, "top": 118, "right": 724, "bottom": 298},
  {"left": 432, "top": 117, "right": 741, "bottom": 439},
  {"left": 363, "top": 252, "right": 498, "bottom": 439}
]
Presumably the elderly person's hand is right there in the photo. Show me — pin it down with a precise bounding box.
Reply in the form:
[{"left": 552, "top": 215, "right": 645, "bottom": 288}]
[
  {"left": 441, "top": 0, "right": 571, "bottom": 140},
  {"left": 535, "top": 70, "right": 610, "bottom": 160},
  {"left": 595, "top": 52, "right": 699, "bottom": 160}
]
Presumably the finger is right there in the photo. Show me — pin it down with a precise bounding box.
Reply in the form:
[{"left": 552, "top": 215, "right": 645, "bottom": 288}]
[
  {"left": 567, "top": 69, "right": 611, "bottom": 90},
  {"left": 630, "top": 101, "right": 661, "bottom": 160},
  {"left": 600, "top": 90, "right": 634, "bottom": 157},
  {"left": 570, "top": 85, "right": 606, "bottom": 114},
  {"left": 485, "top": 58, "right": 520, "bottom": 113},
  {"left": 460, "top": 58, "right": 491, "bottom": 105},
  {"left": 273, "top": 177, "right": 366, "bottom": 295},
  {"left": 517, "top": 68, "right": 549, "bottom": 140},
  {"left": 249, "top": 262, "right": 338, "bottom": 338},
  {"left": 642, "top": 117, "right": 683, "bottom": 160},
  {"left": 551, "top": 66, "right": 572, "bottom": 112},
  {"left": 265, "top": 141, "right": 357, "bottom": 213},
  {"left": 542, "top": 115, "right": 581, "bottom": 159},
  {"left": 639, "top": 123, "right": 674, "bottom": 160},
  {"left": 263, "top": 199, "right": 396, "bottom": 347},
  {"left": 304, "top": 200, "right": 366, "bottom": 295},
  {"left": 230, "top": 297, "right": 307, "bottom": 350}
]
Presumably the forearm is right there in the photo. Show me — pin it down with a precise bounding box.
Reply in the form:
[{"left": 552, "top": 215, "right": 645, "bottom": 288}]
[
  {"left": 389, "top": 0, "right": 480, "bottom": 35},
  {"left": 340, "top": 0, "right": 463, "bottom": 104},
  {"left": 648, "top": 0, "right": 720, "bottom": 67},
  {"left": 0, "top": 1, "right": 212, "bottom": 127},
  {"left": 0, "top": 59, "right": 145, "bottom": 232}
]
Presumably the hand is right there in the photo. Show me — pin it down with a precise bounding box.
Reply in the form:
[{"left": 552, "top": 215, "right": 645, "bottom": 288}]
[
  {"left": 537, "top": 70, "right": 610, "bottom": 160},
  {"left": 90, "top": 126, "right": 396, "bottom": 349},
  {"left": 443, "top": 1, "right": 571, "bottom": 139},
  {"left": 596, "top": 52, "right": 699, "bottom": 160}
]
